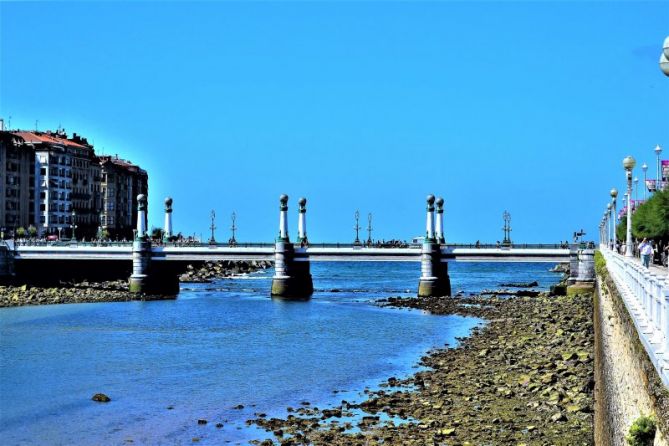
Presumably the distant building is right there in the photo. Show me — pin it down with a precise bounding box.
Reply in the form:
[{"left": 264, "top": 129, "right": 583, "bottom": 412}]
[
  {"left": 0, "top": 127, "right": 147, "bottom": 239},
  {"left": 0, "top": 132, "right": 35, "bottom": 231},
  {"left": 99, "top": 155, "right": 148, "bottom": 239}
]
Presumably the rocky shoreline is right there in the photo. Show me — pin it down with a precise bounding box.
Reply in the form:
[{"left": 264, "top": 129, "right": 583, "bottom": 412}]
[
  {"left": 248, "top": 290, "right": 594, "bottom": 445},
  {"left": 179, "top": 260, "right": 272, "bottom": 283},
  {"left": 0, "top": 280, "right": 161, "bottom": 307},
  {"left": 0, "top": 260, "right": 272, "bottom": 308}
]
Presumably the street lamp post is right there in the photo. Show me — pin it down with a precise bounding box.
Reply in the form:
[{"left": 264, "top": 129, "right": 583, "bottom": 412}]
[
  {"left": 655, "top": 145, "right": 663, "bottom": 191},
  {"left": 230, "top": 212, "right": 237, "bottom": 245},
  {"left": 610, "top": 188, "right": 618, "bottom": 249},
  {"left": 606, "top": 203, "right": 612, "bottom": 246},
  {"left": 623, "top": 156, "right": 636, "bottom": 257},
  {"left": 660, "top": 35, "right": 669, "bottom": 76},
  {"left": 366, "top": 213, "right": 373, "bottom": 246},
  {"left": 209, "top": 210, "right": 216, "bottom": 245},
  {"left": 502, "top": 211, "right": 512, "bottom": 246},
  {"left": 641, "top": 163, "right": 648, "bottom": 200},
  {"left": 71, "top": 210, "right": 77, "bottom": 241},
  {"left": 353, "top": 210, "right": 361, "bottom": 246},
  {"left": 634, "top": 177, "right": 639, "bottom": 202}
]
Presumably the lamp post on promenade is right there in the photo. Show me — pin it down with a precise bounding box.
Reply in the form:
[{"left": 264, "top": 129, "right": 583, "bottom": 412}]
[
  {"left": 623, "top": 156, "right": 636, "bottom": 257},
  {"left": 655, "top": 145, "right": 663, "bottom": 192},
  {"left": 634, "top": 177, "right": 639, "bottom": 202},
  {"left": 366, "top": 213, "right": 373, "bottom": 246},
  {"left": 610, "top": 188, "right": 618, "bottom": 249},
  {"left": 642, "top": 163, "right": 648, "bottom": 200},
  {"left": 71, "top": 209, "right": 77, "bottom": 241},
  {"left": 606, "top": 203, "right": 612, "bottom": 246}
]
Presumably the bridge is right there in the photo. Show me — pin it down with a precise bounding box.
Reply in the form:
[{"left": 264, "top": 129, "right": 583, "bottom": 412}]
[
  {"left": 0, "top": 194, "right": 595, "bottom": 299},
  {"left": 9, "top": 243, "right": 571, "bottom": 263}
]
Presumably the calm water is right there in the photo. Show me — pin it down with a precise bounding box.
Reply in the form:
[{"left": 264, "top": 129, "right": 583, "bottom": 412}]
[{"left": 0, "top": 262, "right": 561, "bottom": 445}]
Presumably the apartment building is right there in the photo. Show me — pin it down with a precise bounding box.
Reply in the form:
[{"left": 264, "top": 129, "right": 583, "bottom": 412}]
[
  {"left": 0, "top": 127, "right": 147, "bottom": 239},
  {"left": 99, "top": 155, "right": 148, "bottom": 239}
]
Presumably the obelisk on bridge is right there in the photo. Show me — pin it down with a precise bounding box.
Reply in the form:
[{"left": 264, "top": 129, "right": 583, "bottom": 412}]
[
  {"left": 418, "top": 195, "right": 451, "bottom": 298},
  {"left": 298, "top": 197, "right": 308, "bottom": 244},
  {"left": 129, "top": 194, "right": 150, "bottom": 293},
  {"left": 435, "top": 197, "right": 445, "bottom": 244},
  {"left": 271, "top": 194, "right": 313, "bottom": 299},
  {"left": 163, "top": 197, "right": 173, "bottom": 242}
]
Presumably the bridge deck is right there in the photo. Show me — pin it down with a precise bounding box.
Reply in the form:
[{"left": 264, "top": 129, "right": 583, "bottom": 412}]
[{"left": 10, "top": 244, "right": 570, "bottom": 263}]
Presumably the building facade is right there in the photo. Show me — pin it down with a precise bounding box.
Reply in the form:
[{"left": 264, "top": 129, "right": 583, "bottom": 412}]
[
  {"left": 0, "top": 128, "right": 147, "bottom": 239},
  {"left": 99, "top": 155, "right": 148, "bottom": 240},
  {"left": 0, "top": 132, "right": 35, "bottom": 232}
]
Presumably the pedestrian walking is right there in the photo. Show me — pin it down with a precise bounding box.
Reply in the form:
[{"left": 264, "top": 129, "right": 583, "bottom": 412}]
[{"left": 639, "top": 238, "right": 653, "bottom": 268}]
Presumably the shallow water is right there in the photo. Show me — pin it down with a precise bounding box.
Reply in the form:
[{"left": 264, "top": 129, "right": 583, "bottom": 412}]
[{"left": 0, "top": 261, "right": 561, "bottom": 445}]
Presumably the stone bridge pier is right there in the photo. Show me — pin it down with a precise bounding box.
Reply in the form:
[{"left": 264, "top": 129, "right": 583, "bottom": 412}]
[
  {"left": 129, "top": 194, "right": 180, "bottom": 295},
  {"left": 271, "top": 195, "right": 313, "bottom": 299},
  {"left": 0, "top": 242, "right": 14, "bottom": 281},
  {"left": 418, "top": 195, "right": 451, "bottom": 297}
]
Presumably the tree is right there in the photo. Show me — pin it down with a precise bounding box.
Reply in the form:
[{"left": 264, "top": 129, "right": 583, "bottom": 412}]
[
  {"left": 631, "top": 189, "right": 669, "bottom": 241},
  {"left": 15, "top": 227, "right": 26, "bottom": 238},
  {"left": 150, "top": 226, "right": 164, "bottom": 241},
  {"left": 28, "top": 225, "right": 37, "bottom": 238},
  {"left": 616, "top": 215, "right": 627, "bottom": 243}
]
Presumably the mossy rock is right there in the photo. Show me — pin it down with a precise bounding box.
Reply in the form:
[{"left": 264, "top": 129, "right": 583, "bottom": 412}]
[{"left": 567, "top": 284, "right": 595, "bottom": 297}]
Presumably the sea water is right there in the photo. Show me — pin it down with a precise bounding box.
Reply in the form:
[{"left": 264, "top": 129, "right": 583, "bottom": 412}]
[{"left": 0, "top": 262, "right": 561, "bottom": 445}]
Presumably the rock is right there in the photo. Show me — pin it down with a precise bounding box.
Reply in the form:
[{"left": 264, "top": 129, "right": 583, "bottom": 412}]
[
  {"left": 550, "top": 412, "right": 567, "bottom": 422},
  {"left": 197, "top": 419, "right": 207, "bottom": 425},
  {"left": 561, "top": 352, "right": 578, "bottom": 361},
  {"left": 92, "top": 393, "right": 111, "bottom": 403}
]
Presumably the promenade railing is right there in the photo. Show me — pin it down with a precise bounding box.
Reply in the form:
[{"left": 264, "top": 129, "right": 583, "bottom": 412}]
[{"left": 600, "top": 245, "right": 669, "bottom": 385}]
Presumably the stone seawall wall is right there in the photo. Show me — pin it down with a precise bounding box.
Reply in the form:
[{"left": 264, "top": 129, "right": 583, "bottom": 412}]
[{"left": 595, "top": 272, "right": 669, "bottom": 445}]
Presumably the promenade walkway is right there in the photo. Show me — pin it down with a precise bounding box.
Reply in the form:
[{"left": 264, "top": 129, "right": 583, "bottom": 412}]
[{"left": 600, "top": 246, "right": 669, "bottom": 387}]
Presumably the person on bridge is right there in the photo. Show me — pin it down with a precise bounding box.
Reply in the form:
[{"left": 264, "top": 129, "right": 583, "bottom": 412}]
[{"left": 639, "top": 238, "right": 653, "bottom": 268}]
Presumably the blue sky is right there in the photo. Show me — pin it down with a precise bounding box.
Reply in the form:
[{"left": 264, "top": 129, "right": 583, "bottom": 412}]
[{"left": 1, "top": 1, "right": 668, "bottom": 243}]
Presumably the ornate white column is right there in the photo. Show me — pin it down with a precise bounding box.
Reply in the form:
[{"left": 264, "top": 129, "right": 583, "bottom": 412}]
[
  {"left": 425, "top": 194, "right": 435, "bottom": 241},
  {"left": 163, "top": 197, "right": 173, "bottom": 241},
  {"left": 136, "top": 194, "right": 147, "bottom": 239},
  {"left": 297, "top": 197, "right": 307, "bottom": 243},
  {"left": 278, "top": 194, "right": 289, "bottom": 241},
  {"left": 435, "top": 197, "right": 445, "bottom": 244},
  {"left": 130, "top": 194, "right": 150, "bottom": 293}
]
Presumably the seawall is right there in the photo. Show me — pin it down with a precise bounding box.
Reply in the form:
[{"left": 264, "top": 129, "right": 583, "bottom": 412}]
[{"left": 594, "top": 267, "right": 669, "bottom": 445}]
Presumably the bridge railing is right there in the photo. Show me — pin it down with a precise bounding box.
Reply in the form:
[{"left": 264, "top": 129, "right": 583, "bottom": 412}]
[
  {"left": 10, "top": 240, "right": 570, "bottom": 250},
  {"left": 600, "top": 246, "right": 669, "bottom": 385}
]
